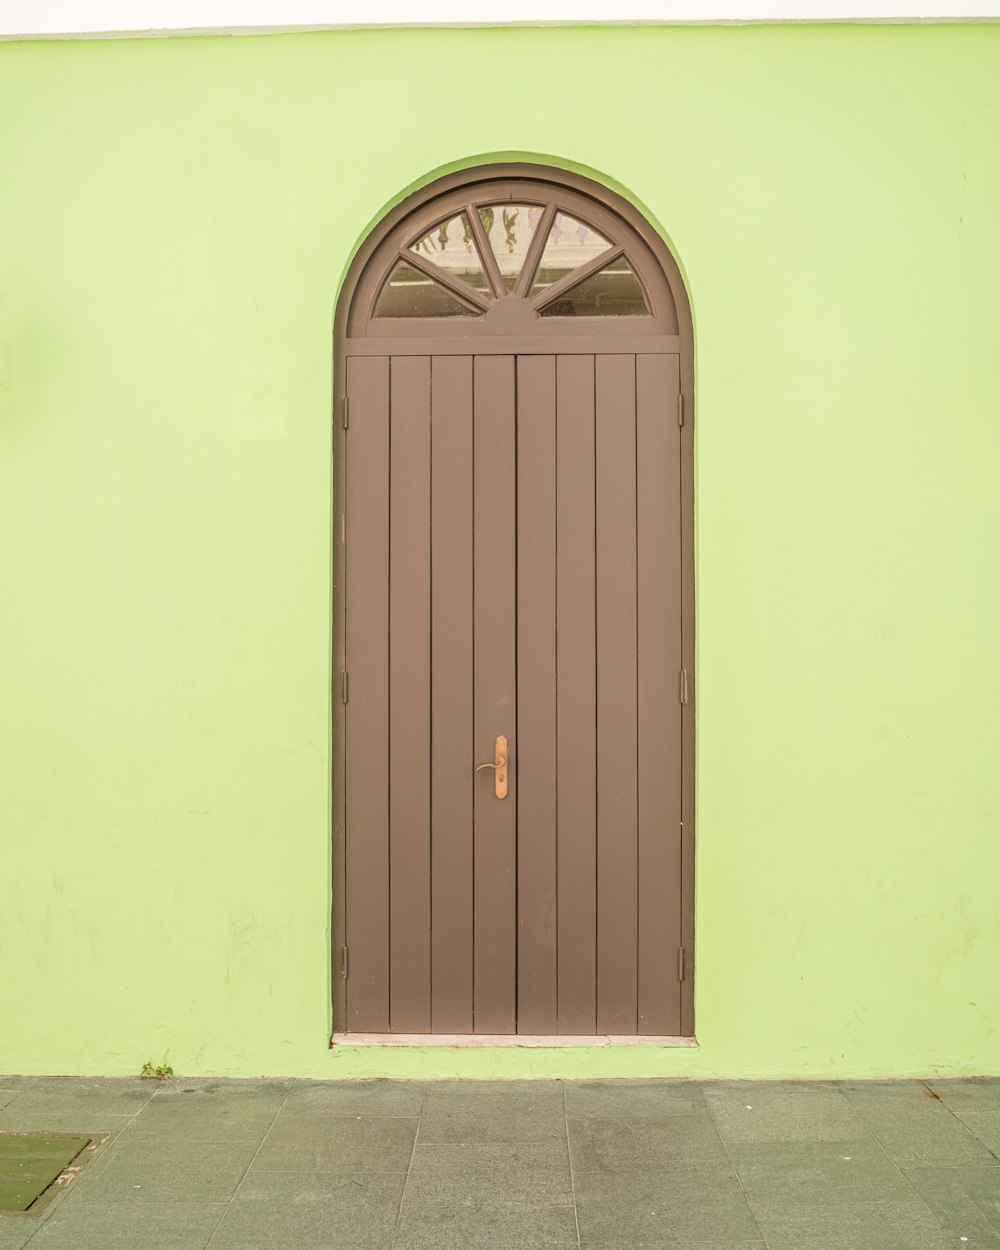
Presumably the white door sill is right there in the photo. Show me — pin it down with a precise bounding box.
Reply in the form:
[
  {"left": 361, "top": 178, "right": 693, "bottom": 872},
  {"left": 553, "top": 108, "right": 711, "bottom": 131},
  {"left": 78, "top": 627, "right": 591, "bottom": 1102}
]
[{"left": 331, "top": 1033, "right": 697, "bottom": 1048}]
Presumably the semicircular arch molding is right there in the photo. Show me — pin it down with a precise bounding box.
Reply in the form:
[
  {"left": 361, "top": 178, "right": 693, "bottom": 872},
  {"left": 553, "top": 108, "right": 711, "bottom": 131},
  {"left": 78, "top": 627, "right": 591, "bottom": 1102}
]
[{"left": 339, "top": 164, "right": 692, "bottom": 348}]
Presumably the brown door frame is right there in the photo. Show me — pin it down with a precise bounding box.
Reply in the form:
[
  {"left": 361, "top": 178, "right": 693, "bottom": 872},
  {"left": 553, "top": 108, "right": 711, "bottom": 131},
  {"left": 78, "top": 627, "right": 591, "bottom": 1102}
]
[{"left": 330, "top": 163, "right": 696, "bottom": 1038}]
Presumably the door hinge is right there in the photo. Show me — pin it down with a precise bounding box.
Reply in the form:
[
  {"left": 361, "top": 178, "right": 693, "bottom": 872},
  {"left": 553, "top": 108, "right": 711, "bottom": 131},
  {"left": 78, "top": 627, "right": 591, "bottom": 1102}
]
[
  {"left": 679, "top": 669, "right": 688, "bottom": 704},
  {"left": 678, "top": 946, "right": 686, "bottom": 982},
  {"left": 340, "top": 946, "right": 349, "bottom": 979},
  {"left": 342, "top": 397, "right": 349, "bottom": 429},
  {"left": 342, "top": 671, "right": 349, "bottom": 704},
  {"left": 677, "top": 392, "right": 684, "bottom": 427}
]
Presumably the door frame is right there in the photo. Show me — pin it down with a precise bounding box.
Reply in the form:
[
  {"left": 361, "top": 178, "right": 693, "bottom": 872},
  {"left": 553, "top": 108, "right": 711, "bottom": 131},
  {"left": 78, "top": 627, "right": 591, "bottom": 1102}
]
[{"left": 330, "top": 162, "right": 696, "bottom": 1039}]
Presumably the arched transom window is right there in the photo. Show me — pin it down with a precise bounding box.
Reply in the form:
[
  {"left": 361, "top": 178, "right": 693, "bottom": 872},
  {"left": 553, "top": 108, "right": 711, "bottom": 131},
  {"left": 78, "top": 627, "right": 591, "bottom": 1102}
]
[{"left": 346, "top": 176, "right": 680, "bottom": 340}]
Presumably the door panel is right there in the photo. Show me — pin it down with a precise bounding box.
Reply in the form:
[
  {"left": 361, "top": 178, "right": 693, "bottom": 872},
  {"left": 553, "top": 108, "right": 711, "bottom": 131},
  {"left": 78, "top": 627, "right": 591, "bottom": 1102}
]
[
  {"left": 554, "top": 355, "right": 599, "bottom": 1035},
  {"left": 429, "top": 356, "right": 475, "bottom": 1034},
  {"left": 515, "top": 355, "right": 558, "bottom": 1035},
  {"left": 472, "top": 356, "right": 518, "bottom": 1035},
  {"left": 387, "top": 357, "right": 432, "bottom": 1032},
  {"left": 637, "top": 354, "right": 683, "bottom": 1035},
  {"left": 595, "top": 355, "right": 640, "bottom": 1035},
  {"left": 344, "top": 351, "right": 681, "bottom": 1037},
  {"left": 344, "top": 355, "right": 391, "bottom": 1032}
]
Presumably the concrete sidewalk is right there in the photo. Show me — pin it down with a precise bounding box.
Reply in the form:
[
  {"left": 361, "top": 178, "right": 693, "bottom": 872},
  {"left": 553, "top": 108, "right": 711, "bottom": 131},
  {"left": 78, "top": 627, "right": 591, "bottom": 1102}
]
[{"left": 1, "top": 1075, "right": 998, "bottom": 1247}]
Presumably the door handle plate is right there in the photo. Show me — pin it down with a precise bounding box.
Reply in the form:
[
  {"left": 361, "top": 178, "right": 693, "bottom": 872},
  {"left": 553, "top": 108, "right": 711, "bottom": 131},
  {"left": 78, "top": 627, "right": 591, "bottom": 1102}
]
[{"left": 475, "top": 735, "right": 509, "bottom": 800}]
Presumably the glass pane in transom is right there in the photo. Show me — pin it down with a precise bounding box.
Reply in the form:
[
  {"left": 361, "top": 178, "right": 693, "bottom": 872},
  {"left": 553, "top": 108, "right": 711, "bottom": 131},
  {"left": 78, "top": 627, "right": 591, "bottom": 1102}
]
[
  {"left": 539, "top": 255, "right": 649, "bottom": 317},
  {"left": 477, "top": 204, "right": 542, "bottom": 291},
  {"left": 408, "top": 213, "right": 490, "bottom": 295},
  {"left": 529, "top": 213, "right": 612, "bottom": 299},
  {"left": 374, "top": 261, "right": 479, "bottom": 318}
]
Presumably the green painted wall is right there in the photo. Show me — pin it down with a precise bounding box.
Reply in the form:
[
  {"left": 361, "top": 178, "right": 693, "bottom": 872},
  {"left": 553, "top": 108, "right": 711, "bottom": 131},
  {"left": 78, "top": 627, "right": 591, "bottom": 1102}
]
[{"left": 2, "top": 24, "right": 998, "bottom": 1080}]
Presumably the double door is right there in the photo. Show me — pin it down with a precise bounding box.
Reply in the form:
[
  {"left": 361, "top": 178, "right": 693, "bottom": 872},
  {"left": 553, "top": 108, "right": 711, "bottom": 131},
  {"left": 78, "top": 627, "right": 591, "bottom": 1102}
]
[{"left": 342, "top": 350, "right": 682, "bottom": 1035}]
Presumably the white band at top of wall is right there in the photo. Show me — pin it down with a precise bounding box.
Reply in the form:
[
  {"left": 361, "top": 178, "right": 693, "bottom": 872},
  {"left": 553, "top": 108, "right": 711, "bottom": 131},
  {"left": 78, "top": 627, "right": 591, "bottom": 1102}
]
[{"left": 2, "top": 0, "right": 999, "bottom": 39}]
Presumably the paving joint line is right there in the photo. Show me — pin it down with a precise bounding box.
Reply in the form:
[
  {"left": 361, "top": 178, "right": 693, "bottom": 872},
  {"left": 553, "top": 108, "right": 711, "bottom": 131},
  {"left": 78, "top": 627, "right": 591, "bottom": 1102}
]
[
  {"left": 389, "top": 1091, "right": 424, "bottom": 1250},
  {"left": 19, "top": 1078, "right": 159, "bottom": 1245},
  {"left": 203, "top": 1084, "right": 293, "bottom": 1250},
  {"left": 920, "top": 1078, "right": 1000, "bottom": 1163},
  {"left": 842, "top": 1080, "right": 958, "bottom": 1245},
  {"left": 547, "top": 1080, "right": 577, "bottom": 1245},
  {"left": 704, "top": 1084, "right": 774, "bottom": 1250},
  {"left": 557, "top": 1080, "right": 582, "bottom": 1245}
]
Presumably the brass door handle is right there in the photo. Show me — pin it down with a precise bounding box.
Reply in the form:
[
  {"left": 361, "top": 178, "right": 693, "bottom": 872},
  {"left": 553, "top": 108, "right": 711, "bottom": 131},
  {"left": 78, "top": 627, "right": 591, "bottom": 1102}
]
[{"left": 475, "top": 735, "right": 509, "bottom": 800}]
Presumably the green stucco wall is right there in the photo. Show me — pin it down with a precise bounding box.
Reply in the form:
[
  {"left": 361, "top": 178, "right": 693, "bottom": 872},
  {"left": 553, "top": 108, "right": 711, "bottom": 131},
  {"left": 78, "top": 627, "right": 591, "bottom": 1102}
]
[{"left": 2, "top": 24, "right": 999, "bottom": 1080}]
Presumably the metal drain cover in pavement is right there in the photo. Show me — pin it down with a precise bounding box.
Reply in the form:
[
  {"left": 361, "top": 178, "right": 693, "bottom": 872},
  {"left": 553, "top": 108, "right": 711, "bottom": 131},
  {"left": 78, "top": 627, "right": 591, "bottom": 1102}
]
[{"left": 0, "top": 1133, "right": 92, "bottom": 1212}]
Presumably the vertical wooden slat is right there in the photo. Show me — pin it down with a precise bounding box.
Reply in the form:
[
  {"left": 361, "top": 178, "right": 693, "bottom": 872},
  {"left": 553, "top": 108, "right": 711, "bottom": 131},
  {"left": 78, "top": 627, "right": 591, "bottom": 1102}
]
[
  {"left": 430, "top": 356, "right": 475, "bottom": 1033},
  {"left": 680, "top": 354, "right": 696, "bottom": 1039},
  {"left": 473, "top": 355, "right": 517, "bottom": 1034},
  {"left": 595, "top": 354, "right": 639, "bottom": 1035},
  {"left": 555, "top": 355, "right": 597, "bottom": 1035},
  {"left": 636, "top": 354, "right": 683, "bottom": 1035},
  {"left": 344, "top": 355, "right": 390, "bottom": 1032},
  {"left": 388, "top": 357, "right": 432, "bottom": 1032},
  {"left": 516, "top": 355, "right": 557, "bottom": 1034}
]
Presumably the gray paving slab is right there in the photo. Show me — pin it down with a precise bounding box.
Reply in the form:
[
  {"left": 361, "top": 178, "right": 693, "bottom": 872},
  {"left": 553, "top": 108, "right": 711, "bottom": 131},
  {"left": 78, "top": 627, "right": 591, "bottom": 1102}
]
[
  {"left": 0, "top": 1109, "right": 134, "bottom": 1133},
  {"left": 902, "top": 1164, "right": 1000, "bottom": 1241},
  {"left": 751, "top": 1197, "right": 957, "bottom": 1248},
  {"left": 568, "top": 1114, "right": 728, "bottom": 1172},
  {"left": 149, "top": 1080, "right": 293, "bottom": 1098},
  {"left": 0, "top": 1227, "right": 35, "bottom": 1248},
  {"left": 955, "top": 1112, "right": 1000, "bottom": 1155},
  {"left": 728, "top": 1139, "right": 913, "bottom": 1202},
  {"left": 210, "top": 1172, "right": 405, "bottom": 1249},
  {"left": 419, "top": 1108, "right": 566, "bottom": 1142},
  {"left": 251, "top": 1115, "right": 417, "bottom": 1172},
  {"left": 71, "top": 1139, "right": 258, "bottom": 1204},
  {"left": 147, "top": 1081, "right": 289, "bottom": 1108},
  {"left": 3, "top": 1075, "right": 998, "bottom": 1248},
  {"left": 118, "top": 1112, "right": 271, "bottom": 1144},
  {"left": 393, "top": 1198, "right": 578, "bottom": 1250},
  {"left": 580, "top": 1244, "right": 766, "bottom": 1249},
  {"left": 12, "top": 1079, "right": 154, "bottom": 1112},
  {"left": 564, "top": 1080, "right": 707, "bottom": 1118},
  {"left": 703, "top": 1082, "right": 867, "bottom": 1143},
  {"left": 405, "top": 1142, "right": 573, "bottom": 1204},
  {"left": 420, "top": 1080, "right": 565, "bottom": 1114},
  {"left": 574, "top": 1169, "right": 760, "bottom": 1243},
  {"left": 25, "top": 1196, "right": 225, "bottom": 1248},
  {"left": 280, "top": 1079, "right": 425, "bottom": 1116},
  {"left": 235, "top": 1168, "right": 406, "bottom": 1205},
  {"left": 120, "top": 1087, "right": 280, "bottom": 1142},
  {"left": 846, "top": 1093, "right": 999, "bottom": 1165},
  {"left": 925, "top": 1081, "right": 1000, "bottom": 1110},
  {"left": 839, "top": 1080, "right": 937, "bottom": 1101}
]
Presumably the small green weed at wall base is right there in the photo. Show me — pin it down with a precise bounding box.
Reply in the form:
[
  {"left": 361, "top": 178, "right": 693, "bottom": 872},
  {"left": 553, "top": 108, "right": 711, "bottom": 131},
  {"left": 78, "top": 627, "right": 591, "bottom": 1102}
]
[{"left": 139, "top": 1060, "right": 174, "bottom": 1080}]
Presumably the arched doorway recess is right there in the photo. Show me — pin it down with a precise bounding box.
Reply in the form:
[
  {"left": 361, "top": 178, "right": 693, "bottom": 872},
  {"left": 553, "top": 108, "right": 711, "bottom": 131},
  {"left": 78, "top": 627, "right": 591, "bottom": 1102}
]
[{"left": 332, "top": 165, "right": 694, "bottom": 1040}]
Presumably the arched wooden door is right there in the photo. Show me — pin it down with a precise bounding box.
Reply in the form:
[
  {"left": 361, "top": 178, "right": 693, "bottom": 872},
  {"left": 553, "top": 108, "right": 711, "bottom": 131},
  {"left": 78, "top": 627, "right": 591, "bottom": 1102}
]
[{"left": 332, "top": 167, "right": 694, "bottom": 1038}]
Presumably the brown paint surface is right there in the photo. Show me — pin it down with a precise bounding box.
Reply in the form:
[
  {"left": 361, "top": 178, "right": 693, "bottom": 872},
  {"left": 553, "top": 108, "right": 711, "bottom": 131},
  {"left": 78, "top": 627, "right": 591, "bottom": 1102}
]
[{"left": 429, "top": 356, "right": 475, "bottom": 1034}]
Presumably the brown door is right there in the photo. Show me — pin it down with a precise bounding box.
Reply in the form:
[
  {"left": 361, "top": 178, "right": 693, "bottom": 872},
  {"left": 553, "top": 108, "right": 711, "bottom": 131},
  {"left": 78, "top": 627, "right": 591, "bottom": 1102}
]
[
  {"left": 336, "top": 171, "right": 692, "bottom": 1037},
  {"left": 343, "top": 350, "right": 682, "bottom": 1035}
]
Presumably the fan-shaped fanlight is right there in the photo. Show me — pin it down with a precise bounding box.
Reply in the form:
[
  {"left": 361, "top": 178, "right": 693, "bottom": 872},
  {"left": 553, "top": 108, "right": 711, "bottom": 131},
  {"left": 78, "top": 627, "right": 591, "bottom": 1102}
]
[{"left": 373, "top": 197, "right": 652, "bottom": 320}]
